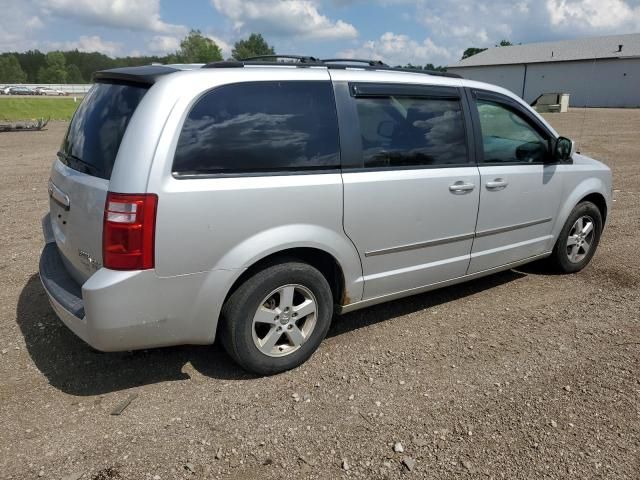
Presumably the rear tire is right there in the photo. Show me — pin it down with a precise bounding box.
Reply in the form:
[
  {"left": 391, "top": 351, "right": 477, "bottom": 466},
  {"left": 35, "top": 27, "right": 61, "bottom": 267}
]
[
  {"left": 549, "top": 201, "right": 602, "bottom": 273},
  {"left": 220, "top": 261, "right": 333, "bottom": 375}
]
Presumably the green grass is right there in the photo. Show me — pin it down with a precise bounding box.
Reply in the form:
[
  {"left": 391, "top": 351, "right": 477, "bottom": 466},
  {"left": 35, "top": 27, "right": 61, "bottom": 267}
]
[{"left": 0, "top": 97, "right": 80, "bottom": 121}]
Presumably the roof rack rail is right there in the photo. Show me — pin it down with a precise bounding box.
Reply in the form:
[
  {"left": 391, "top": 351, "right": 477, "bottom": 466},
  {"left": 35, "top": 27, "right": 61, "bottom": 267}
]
[
  {"left": 326, "top": 63, "right": 461, "bottom": 78},
  {"left": 203, "top": 60, "right": 244, "bottom": 69},
  {"left": 378, "top": 66, "right": 461, "bottom": 78},
  {"left": 202, "top": 55, "right": 324, "bottom": 69},
  {"left": 322, "top": 58, "right": 388, "bottom": 67},
  {"left": 240, "top": 55, "right": 320, "bottom": 63},
  {"left": 201, "top": 55, "right": 462, "bottom": 78}
]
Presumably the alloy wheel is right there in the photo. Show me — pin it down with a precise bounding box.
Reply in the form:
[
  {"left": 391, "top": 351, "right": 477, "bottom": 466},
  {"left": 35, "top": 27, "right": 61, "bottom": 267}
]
[
  {"left": 566, "top": 215, "right": 595, "bottom": 263},
  {"left": 251, "top": 284, "right": 318, "bottom": 357}
]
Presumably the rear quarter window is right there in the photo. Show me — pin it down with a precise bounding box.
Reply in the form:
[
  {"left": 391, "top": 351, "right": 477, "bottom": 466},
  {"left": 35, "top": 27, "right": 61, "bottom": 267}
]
[{"left": 173, "top": 81, "right": 340, "bottom": 176}]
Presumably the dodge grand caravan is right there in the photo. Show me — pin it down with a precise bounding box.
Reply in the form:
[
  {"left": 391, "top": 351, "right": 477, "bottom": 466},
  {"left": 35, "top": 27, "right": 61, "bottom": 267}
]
[{"left": 39, "top": 57, "right": 612, "bottom": 374}]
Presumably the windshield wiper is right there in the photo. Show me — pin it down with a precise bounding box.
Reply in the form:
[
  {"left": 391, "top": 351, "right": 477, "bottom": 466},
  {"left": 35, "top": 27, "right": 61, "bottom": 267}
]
[{"left": 57, "top": 151, "right": 101, "bottom": 176}]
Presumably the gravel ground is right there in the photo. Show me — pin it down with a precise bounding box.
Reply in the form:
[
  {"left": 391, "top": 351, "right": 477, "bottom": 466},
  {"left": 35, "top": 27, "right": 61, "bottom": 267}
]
[{"left": 0, "top": 109, "right": 638, "bottom": 480}]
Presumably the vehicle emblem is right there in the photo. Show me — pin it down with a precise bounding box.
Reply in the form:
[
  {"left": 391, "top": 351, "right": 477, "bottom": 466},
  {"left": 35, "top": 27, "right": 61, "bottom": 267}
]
[{"left": 78, "top": 250, "right": 102, "bottom": 271}]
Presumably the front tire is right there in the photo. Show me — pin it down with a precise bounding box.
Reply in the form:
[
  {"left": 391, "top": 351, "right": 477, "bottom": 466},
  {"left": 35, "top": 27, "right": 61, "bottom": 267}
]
[
  {"left": 220, "top": 262, "right": 333, "bottom": 375},
  {"left": 549, "top": 201, "right": 603, "bottom": 273}
]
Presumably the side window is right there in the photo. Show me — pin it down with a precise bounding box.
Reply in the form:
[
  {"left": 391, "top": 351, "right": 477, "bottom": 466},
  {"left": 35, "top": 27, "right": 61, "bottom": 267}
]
[
  {"left": 173, "top": 81, "right": 339, "bottom": 175},
  {"left": 353, "top": 95, "right": 468, "bottom": 168},
  {"left": 476, "top": 100, "right": 550, "bottom": 164}
]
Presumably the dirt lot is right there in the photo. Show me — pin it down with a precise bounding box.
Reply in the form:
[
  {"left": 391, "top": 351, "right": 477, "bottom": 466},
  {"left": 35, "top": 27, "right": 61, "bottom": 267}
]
[{"left": 0, "top": 110, "right": 638, "bottom": 480}]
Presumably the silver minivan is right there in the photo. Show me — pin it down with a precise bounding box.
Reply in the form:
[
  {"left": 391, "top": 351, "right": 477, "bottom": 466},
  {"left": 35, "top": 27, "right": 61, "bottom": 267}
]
[{"left": 40, "top": 58, "right": 612, "bottom": 374}]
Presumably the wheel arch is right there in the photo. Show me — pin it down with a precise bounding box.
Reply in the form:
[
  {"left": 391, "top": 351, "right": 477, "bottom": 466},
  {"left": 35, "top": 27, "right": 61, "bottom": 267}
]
[
  {"left": 211, "top": 246, "right": 357, "bottom": 341},
  {"left": 189, "top": 226, "right": 364, "bottom": 344},
  {"left": 223, "top": 247, "right": 349, "bottom": 309},
  {"left": 578, "top": 192, "right": 608, "bottom": 224},
  {"left": 552, "top": 178, "right": 610, "bottom": 242}
]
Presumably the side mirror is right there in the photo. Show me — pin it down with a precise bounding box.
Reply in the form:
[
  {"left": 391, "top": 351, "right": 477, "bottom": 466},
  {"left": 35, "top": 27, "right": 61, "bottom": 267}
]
[{"left": 554, "top": 136, "right": 574, "bottom": 162}]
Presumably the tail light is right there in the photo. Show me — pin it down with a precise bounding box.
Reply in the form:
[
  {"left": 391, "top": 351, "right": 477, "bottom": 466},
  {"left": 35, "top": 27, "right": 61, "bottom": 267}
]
[{"left": 103, "top": 192, "right": 158, "bottom": 270}]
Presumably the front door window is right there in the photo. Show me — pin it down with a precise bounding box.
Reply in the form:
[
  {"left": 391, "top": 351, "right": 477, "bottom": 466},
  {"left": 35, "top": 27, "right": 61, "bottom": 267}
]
[{"left": 477, "top": 100, "right": 550, "bottom": 164}]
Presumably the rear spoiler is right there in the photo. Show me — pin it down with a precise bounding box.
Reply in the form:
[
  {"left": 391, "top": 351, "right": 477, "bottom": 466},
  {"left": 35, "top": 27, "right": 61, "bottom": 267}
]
[{"left": 93, "top": 65, "right": 178, "bottom": 86}]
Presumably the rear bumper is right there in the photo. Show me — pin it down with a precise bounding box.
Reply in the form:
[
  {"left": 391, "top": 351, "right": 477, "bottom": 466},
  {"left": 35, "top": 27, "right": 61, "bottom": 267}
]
[
  {"left": 39, "top": 214, "right": 237, "bottom": 352},
  {"left": 39, "top": 241, "right": 91, "bottom": 344}
]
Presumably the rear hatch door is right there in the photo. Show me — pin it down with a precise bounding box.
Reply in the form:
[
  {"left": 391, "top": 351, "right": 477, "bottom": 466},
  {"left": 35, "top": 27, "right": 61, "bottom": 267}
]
[{"left": 49, "top": 82, "right": 148, "bottom": 284}]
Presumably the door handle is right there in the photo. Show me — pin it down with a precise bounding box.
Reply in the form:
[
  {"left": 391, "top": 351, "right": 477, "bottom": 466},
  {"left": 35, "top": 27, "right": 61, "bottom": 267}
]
[
  {"left": 449, "top": 181, "right": 475, "bottom": 194},
  {"left": 485, "top": 178, "right": 508, "bottom": 191},
  {"left": 48, "top": 179, "right": 70, "bottom": 210}
]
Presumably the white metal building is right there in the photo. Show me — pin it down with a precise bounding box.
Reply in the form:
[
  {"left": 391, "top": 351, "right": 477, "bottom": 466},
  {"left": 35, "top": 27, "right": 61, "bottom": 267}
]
[{"left": 448, "top": 33, "right": 640, "bottom": 107}]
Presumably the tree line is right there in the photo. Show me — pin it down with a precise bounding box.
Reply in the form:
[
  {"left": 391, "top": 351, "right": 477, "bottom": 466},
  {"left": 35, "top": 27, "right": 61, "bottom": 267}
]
[
  {"left": 0, "top": 29, "right": 464, "bottom": 84},
  {"left": 462, "top": 40, "right": 514, "bottom": 60},
  {"left": 0, "top": 31, "right": 277, "bottom": 84}
]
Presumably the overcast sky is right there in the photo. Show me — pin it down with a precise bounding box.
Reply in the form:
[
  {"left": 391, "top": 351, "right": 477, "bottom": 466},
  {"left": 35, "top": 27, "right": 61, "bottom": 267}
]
[{"left": 1, "top": 0, "right": 639, "bottom": 66}]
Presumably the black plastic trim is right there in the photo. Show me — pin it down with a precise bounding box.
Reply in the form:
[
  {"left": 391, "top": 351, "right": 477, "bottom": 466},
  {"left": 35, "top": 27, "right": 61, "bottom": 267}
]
[
  {"left": 479, "top": 162, "right": 546, "bottom": 167},
  {"left": 341, "top": 163, "right": 478, "bottom": 173},
  {"left": 203, "top": 59, "right": 325, "bottom": 68},
  {"left": 464, "top": 87, "right": 485, "bottom": 166},
  {"left": 39, "top": 242, "right": 84, "bottom": 319},
  {"left": 332, "top": 81, "right": 364, "bottom": 169},
  {"left": 328, "top": 65, "right": 461, "bottom": 78},
  {"left": 350, "top": 83, "right": 459, "bottom": 98},
  {"left": 323, "top": 58, "right": 387, "bottom": 67},
  {"left": 172, "top": 168, "right": 342, "bottom": 180},
  {"left": 201, "top": 59, "right": 462, "bottom": 78},
  {"left": 459, "top": 87, "right": 478, "bottom": 165},
  {"left": 204, "top": 61, "right": 244, "bottom": 68},
  {"left": 239, "top": 55, "right": 320, "bottom": 63}
]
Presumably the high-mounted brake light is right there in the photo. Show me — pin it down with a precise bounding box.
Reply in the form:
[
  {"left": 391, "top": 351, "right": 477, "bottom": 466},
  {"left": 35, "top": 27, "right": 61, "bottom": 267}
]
[{"left": 103, "top": 192, "right": 158, "bottom": 270}]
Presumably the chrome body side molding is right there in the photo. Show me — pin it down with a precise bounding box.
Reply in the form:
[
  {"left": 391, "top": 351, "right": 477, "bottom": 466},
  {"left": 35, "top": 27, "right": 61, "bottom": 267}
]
[
  {"left": 364, "top": 232, "right": 475, "bottom": 257},
  {"left": 338, "top": 251, "right": 552, "bottom": 314},
  {"left": 475, "top": 217, "right": 552, "bottom": 238},
  {"left": 364, "top": 218, "right": 552, "bottom": 257}
]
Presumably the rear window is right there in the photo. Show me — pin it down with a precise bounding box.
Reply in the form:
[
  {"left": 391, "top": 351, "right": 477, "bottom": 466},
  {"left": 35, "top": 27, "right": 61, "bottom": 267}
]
[
  {"left": 172, "top": 81, "right": 340, "bottom": 176},
  {"left": 59, "top": 82, "right": 148, "bottom": 179}
]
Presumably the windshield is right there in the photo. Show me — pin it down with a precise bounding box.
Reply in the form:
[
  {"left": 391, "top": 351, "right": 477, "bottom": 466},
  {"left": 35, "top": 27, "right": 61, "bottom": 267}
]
[{"left": 59, "top": 82, "right": 148, "bottom": 179}]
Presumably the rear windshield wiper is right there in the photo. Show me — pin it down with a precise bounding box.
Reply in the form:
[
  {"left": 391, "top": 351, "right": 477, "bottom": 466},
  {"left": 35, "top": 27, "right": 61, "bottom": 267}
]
[{"left": 57, "top": 151, "right": 101, "bottom": 176}]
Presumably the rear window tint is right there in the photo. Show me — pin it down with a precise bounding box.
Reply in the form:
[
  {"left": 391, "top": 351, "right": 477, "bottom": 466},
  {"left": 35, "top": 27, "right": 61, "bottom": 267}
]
[
  {"left": 173, "top": 81, "right": 340, "bottom": 175},
  {"left": 59, "top": 83, "right": 147, "bottom": 180}
]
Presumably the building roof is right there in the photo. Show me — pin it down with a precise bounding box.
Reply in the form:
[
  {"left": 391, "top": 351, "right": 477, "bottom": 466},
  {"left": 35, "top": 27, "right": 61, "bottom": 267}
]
[{"left": 449, "top": 33, "right": 640, "bottom": 68}]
